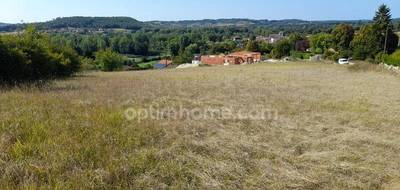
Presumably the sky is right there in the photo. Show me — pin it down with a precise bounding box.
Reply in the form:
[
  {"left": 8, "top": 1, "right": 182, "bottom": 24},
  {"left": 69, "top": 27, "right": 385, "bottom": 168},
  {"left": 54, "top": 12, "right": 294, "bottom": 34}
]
[{"left": 0, "top": 0, "right": 399, "bottom": 23}]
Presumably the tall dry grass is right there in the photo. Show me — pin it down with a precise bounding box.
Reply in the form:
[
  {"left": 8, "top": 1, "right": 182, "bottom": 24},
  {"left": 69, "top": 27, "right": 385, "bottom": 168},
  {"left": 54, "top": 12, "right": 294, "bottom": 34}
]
[{"left": 1, "top": 62, "right": 400, "bottom": 189}]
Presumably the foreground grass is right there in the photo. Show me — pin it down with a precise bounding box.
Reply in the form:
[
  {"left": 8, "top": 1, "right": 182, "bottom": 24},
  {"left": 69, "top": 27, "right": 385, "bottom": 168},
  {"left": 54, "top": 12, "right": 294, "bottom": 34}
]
[{"left": 1, "top": 62, "right": 400, "bottom": 189}]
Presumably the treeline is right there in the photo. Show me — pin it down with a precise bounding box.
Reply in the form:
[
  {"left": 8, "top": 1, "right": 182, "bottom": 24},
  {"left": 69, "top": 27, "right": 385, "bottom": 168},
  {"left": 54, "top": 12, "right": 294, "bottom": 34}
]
[
  {"left": 49, "top": 27, "right": 262, "bottom": 63},
  {"left": 0, "top": 26, "right": 81, "bottom": 83},
  {"left": 37, "top": 17, "right": 143, "bottom": 30},
  {"left": 244, "top": 5, "right": 400, "bottom": 65},
  {"left": 148, "top": 18, "right": 371, "bottom": 33}
]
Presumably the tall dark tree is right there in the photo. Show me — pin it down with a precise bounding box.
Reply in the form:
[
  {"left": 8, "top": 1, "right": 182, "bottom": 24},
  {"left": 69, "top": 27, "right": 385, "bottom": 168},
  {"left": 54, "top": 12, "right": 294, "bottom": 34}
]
[
  {"left": 373, "top": 4, "right": 398, "bottom": 54},
  {"left": 373, "top": 4, "right": 392, "bottom": 28}
]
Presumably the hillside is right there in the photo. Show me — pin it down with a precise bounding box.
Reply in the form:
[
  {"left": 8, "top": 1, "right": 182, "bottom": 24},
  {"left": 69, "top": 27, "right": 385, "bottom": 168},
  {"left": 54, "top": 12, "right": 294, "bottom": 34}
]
[
  {"left": 146, "top": 18, "right": 371, "bottom": 28},
  {"left": 35, "top": 16, "right": 144, "bottom": 30},
  {"left": 1, "top": 17, "right": 399, "bottom": 33},
  {"left": 146, "top": 18, "right": 376, "bottom": 33}
]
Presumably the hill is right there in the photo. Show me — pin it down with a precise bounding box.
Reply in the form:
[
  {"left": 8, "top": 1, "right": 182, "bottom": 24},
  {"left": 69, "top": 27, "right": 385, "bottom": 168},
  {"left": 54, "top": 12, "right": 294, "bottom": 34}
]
[
  {"left": 146, "top": 18, "right": 370, "bottom": 28},
  {"left": 35, "top": 16, "right": 144, "bottom": 30},
  {"left": 145, "top": 18, "right": 376, "bottom": 33},
  {"left": 1, "top": 17, "right": 399, "bottom": 33}
]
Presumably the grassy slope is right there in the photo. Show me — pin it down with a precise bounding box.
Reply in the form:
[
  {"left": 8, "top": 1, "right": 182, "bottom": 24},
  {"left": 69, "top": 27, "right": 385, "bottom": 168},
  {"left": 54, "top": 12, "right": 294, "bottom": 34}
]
[{"left": 1, "top": 62, "right": 400, "bottom": 189}]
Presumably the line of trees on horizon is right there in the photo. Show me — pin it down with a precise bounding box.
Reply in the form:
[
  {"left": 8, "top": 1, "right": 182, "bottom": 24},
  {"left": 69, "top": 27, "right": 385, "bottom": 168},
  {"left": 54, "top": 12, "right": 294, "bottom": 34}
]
[{"left": 244, "top": 4, "right": 399, "bottom": 63}]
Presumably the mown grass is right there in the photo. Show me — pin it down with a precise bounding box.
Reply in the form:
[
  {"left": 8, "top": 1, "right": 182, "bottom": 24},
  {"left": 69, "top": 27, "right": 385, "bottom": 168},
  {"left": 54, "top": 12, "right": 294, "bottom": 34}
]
[{"left": 1, "top": 62, "right": 400, "bottom": 189}]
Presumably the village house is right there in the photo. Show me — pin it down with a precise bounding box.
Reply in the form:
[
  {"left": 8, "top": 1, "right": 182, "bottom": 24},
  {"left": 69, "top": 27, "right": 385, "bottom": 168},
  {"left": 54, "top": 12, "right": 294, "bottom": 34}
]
[
  {"left": 256, "top": 31, "right": 286, "bottom": 44},
  {"left": 200, "top": 51, "right": 261, "bottom": 65},
  {"left": 200, "top": 55, "right": 226, "bottom": 65}
]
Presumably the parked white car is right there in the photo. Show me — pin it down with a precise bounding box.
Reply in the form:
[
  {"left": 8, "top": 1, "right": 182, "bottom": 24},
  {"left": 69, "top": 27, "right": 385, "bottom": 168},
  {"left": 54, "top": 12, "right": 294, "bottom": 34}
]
[{"left": 338, "top": 58, "right": 349, "bottom": 65}]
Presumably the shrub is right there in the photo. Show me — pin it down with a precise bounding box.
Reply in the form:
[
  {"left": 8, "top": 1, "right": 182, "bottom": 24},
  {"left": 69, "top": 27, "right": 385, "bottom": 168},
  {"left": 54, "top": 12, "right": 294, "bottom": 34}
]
[
  {"left": 95, "top": 49, "right": 125, "bottom": 71},
  {"left": 0, "top": 26, "right": 81, "bottom": 83},
  {"left": 384, "top": 50, "right": 400, "bottom": 66},
  {"left": 80, "top": 57, "right": 98, "bottom": 71},
  {"left": 324, "top": 49, "right": 338, "bottom": 61},
  {"left": 290, "top": 51, "right": 311, "bottom": 60}
]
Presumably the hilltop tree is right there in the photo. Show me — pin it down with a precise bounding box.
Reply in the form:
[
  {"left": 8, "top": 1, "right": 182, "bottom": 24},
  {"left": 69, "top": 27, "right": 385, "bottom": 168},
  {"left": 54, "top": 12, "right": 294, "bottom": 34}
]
[
  {"left": 331, "top": 24, "right": 354, "bottom": 51},
  {"left": 374, "top": 4, "right": 392, "bottom": 28},
  {"left": 373, "top": 4, "right": 398, "bottom": 54}
]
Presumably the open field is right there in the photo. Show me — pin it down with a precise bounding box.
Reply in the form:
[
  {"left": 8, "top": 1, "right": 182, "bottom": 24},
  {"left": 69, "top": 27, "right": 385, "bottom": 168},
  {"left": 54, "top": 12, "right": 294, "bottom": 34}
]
[{"left": 1, "top": 62, "right": 400, "bottom": 189}]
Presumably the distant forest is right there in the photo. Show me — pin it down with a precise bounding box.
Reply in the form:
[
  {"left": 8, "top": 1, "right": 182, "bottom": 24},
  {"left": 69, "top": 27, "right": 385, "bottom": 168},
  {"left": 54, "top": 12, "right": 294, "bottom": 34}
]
[{"left": 1, "top": 17, "right": 399, "bottom": 33}]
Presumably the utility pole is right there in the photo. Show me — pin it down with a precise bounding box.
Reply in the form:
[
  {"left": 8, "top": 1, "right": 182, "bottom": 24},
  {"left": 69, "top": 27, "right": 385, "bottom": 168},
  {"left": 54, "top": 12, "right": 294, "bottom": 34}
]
[{"left": 384, "top": 24, "right": 389, "bottom": 54}]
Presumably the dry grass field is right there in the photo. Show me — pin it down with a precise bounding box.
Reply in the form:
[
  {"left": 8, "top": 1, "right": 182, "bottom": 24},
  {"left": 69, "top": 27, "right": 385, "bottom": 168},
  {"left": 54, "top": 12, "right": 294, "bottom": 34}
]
[{"left": 1, "top": 62, "right": 400, "bottom": 189}]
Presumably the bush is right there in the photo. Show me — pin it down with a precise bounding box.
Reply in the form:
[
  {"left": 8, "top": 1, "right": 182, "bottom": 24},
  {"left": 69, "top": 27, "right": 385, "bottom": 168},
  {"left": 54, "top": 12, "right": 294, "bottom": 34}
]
[
  {"left": 290, "top": 51, "right": 311, "bottom": 60},
  {"left": 374, "top": 52, "right": 387, "bottom": 64},
  {"left": 0, "top": 26, "right": 81, "bottom": 83},
  {"left": 384, "top": 50, "right": 400, "bottom": 66},
  {"left": 95, "top": 49, "right": 125, "bottom": 71},
  {"left": 137, "top": 61, "right": 156, "bottom": 70},
  {"left": 324, "top": 49, "right": 338, "bottom": 61},
  {"left": 80, "top": 57, "right": 98, "bottom": 71}
]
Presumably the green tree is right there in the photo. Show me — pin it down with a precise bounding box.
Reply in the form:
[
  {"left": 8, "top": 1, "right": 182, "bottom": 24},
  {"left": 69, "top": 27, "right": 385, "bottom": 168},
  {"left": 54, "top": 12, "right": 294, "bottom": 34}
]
[
  {"left": 0, "top": 38, "right": 27, "bottom": 81},
  {"left": 287, "top": 33, "right": 309, "bottom": 52},
  {"left": 168, "top": 38, "right": 180, "bottom": 57},
  {"left": 133, "top": 33, "right": 149, "bottom": 55},
  {"left": 110, "top": 36, "right": 121, "bottom": 52},
  {"left": 310, "top": 33, "right": 333, "bottom": 54},
  {"left": 118, "top": 35, "right": 133, "bottom": 54},
  {"left": 246, "top": 40, "right": 259, "bottom": 52},
  {"left": 373, "top": 4, "right": 399, "bottom": 54},
  {"left": 210, "top": 41, "right": 236, "bottom": 54},
  {"left": 95, "top": 49, "right": 124, "bottom": 71},
  {"left": 331, "top": 24, "right": 354, "bottom": 51},
  {"left": 80, "top": 36, "right": 98, "bottom": 57},
  {"left": 271, "top": 39, "right": 292, "bottom": 58},
  {"left": 258, "top": 41, "right": 274, "bottom": 54},
  {"left": 0, "top": 26, "right": 81, "bottom": 82},
  {"left": 351, "top": 24, "right": 382, "bottom": 60},
  {"left": 374, "top": 4, "right": 392, "bottom": 28}
]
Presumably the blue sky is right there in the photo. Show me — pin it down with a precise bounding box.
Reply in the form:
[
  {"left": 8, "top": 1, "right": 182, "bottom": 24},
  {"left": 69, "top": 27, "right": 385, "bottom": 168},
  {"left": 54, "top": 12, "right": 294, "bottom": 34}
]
[{"left": 1, "top": 0, "right": 399, "bottom": 23}]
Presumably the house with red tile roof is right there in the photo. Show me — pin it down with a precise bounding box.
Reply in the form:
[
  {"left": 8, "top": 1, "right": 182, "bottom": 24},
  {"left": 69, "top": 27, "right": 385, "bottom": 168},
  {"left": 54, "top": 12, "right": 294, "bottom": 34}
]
[{"left": 201, "top": 51, "right": 261, "bottom": 65}]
